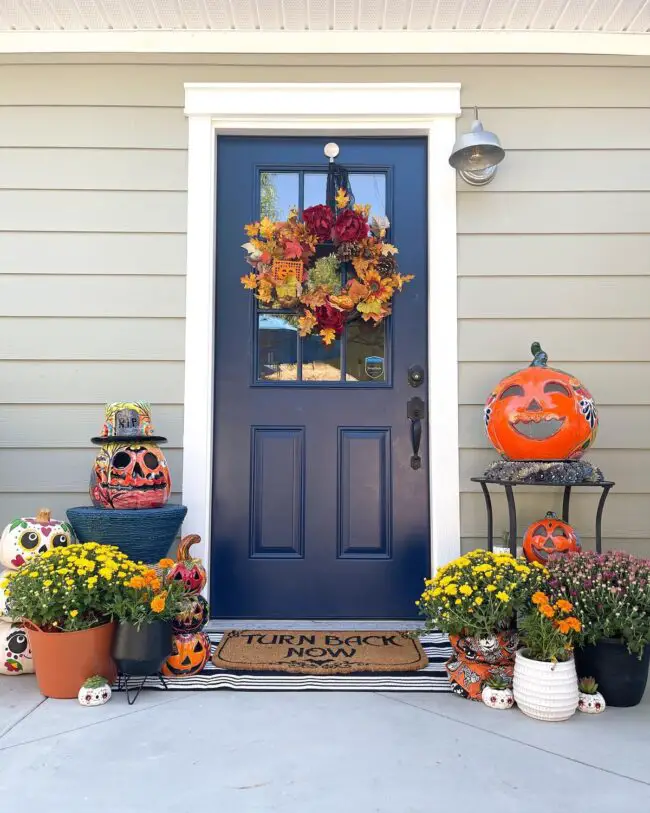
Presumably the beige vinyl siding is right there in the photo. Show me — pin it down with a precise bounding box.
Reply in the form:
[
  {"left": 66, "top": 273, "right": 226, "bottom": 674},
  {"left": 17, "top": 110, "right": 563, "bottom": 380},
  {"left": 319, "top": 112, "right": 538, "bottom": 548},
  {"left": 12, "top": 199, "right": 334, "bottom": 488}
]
[{"left": 0, "top": 54, "right": 648, "bottom": 556}]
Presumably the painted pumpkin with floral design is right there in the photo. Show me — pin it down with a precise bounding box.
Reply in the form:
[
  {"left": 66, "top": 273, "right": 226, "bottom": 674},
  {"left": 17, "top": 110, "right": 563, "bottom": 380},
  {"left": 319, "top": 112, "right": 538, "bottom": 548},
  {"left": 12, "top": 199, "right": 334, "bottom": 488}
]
[
  {"left": 0, "top": 509, "right": 75, "bottom": 571},
  {"left": 484, "top": 343, "right": 598, "bottom": 461},
  {"left": 166, "top": 535, "right": 207, "bottom": 596}
]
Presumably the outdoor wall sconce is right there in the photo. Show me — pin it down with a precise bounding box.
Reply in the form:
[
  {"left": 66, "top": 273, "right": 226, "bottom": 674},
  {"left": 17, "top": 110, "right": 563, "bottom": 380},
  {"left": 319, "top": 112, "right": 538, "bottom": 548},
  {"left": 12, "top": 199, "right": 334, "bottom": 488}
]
[{"left": 448, "top": 108, "right": 505, "bottom": 186}]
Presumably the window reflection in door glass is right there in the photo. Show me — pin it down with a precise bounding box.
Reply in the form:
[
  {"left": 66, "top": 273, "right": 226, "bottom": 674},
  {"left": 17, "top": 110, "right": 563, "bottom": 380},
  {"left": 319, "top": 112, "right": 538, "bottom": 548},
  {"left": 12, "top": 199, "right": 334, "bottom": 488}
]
[
  {"left": 258, "top": 314, "right": 298, "bottom": 381},
  {"left": 349, "top": 174, "right": 386, "bottom": 218},
  {"left": 346, "top": 320, "right": 386, "bottom": 382},
  {"left": 303, "top": 173, "right": 327, "bottom": 210},
  {"left": 260, "top": 172, "right": 299, "bottom": 221},
  {"left": 302, "top": 333, "right": 343, "bottom": 382}
]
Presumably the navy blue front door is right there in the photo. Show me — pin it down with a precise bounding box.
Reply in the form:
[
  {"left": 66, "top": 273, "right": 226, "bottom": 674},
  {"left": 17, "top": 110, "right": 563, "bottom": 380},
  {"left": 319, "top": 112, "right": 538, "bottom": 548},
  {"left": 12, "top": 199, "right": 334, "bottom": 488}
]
[{"left": 212, "top": 137, "right": 429, "bottom": 619}]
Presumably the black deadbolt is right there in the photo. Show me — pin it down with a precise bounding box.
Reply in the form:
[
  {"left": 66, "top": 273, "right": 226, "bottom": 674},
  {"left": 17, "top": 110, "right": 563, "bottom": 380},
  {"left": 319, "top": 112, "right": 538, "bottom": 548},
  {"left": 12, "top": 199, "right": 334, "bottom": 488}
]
[{"left": 408, "top": 365, "right": 425, "bottom": 388}]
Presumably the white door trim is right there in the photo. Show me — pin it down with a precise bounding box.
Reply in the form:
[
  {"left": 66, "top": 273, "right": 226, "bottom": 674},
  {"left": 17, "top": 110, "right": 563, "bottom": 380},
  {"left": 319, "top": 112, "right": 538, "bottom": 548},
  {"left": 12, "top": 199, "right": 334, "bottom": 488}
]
[{"left": 182, "top": 82, "right": 462, "bottom": 596}]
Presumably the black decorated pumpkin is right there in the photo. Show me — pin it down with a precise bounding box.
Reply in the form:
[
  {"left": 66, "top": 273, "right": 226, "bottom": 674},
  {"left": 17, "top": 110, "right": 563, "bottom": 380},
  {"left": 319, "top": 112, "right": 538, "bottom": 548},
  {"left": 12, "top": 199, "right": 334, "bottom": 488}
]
[{"left": 172, "top": 595, "right": 209, "bottom": 635}]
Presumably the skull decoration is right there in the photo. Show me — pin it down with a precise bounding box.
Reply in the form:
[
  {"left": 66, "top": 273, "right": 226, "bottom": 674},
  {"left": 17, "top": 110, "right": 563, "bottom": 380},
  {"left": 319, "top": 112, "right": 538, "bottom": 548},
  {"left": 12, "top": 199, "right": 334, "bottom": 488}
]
[
  {"left": 166, "top": 535, "right": 207, "bottom": 596},
  {"left": 481, "top": 683, "right": 515, "bottom": 710},
  {"left": 484, "top": 342, "right": 598, "bottom": 461},
  {"left": 522, "top": 512, "right": 581, "bottom": 565},
  {"left": 172, "top": 594, "right": 209, "bottom": 635},
  {"left": 0, "top": 621, "right": 34, "bottom": 675},
  {"left": 0, "top": 509, "right": 74, "bottom": 570},
  {"left": 90, "top": 442, "right": 171, "bottom": 510},
  {"left": 161, "top": 631, "right": 211, "bottom": 677},
  {"left": 78, "top": 675, "right": 112, "bottom": 707}
]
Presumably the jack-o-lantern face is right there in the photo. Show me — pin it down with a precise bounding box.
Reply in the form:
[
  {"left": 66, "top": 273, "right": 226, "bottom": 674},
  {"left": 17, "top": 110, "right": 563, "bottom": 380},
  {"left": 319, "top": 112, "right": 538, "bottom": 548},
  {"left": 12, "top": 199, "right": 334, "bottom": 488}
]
[
  {"left": 161, "top": 631, "right": 210, "bottom": 677},
  {"left": 0, "top": 509, "right": 75, "bottom": 570},
  {"left": 523, "top": 512, "right": 581, "bottom": 564},
  {"left": 166, "top": 535, "right": 207, "bottom": 596},
  {"left": 90, "top": 442, "right": 171, "bottom": 509},
  {"left": 0, "top": 621, "right": 34, "bottom": 675},
  {"left": 484, "top": 343, "right": 598, "bottom": 461},
  {"left": 172, "top": 595, "right": 209, "bottom": 634}
]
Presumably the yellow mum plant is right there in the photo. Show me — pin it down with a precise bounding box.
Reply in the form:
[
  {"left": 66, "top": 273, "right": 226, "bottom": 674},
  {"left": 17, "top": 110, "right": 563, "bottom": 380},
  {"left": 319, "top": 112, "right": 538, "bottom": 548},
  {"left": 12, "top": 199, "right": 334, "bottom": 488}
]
[{"left": 417, "top": 549, "right": 547, "bottom": 637}]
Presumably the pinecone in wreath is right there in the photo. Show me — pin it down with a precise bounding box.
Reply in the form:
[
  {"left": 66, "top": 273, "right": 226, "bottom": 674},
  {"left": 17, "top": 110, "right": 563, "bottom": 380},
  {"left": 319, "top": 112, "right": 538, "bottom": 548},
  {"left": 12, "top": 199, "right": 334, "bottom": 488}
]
[
  {"left": 336, "top": 242, "right": 359, "bottom": 262},
  {"left": 376, "top": 255, "right": 396, "bottom": 276}
]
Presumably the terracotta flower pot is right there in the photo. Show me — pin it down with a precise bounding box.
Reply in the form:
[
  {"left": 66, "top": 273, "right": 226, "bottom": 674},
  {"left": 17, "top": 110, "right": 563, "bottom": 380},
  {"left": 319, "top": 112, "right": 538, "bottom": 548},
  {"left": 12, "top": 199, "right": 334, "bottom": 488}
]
[{"left": 24, "top": 620, "right": 117, "bottom": 699}]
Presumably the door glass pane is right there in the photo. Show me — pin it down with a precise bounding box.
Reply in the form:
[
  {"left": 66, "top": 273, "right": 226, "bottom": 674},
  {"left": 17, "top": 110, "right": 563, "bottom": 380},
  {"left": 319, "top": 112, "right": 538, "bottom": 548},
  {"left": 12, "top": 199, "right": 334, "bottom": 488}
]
[
  {"left": 302, "top": 334, "right": 342, "bottom": 382},
  {"left": 349, "top": 174, "right": 386, "bottom": 219},
  {"left": 260, "top": 172, "right": 299, "bottom": 221},
  {"left": 304, "top": 173, "right": 327, "bottom": 210},
  {"left": 346, "top": 321, "right": 386, "bottom": 382},
  {"left": 258, "top": 314, "right": 298, "bottom": 381}
]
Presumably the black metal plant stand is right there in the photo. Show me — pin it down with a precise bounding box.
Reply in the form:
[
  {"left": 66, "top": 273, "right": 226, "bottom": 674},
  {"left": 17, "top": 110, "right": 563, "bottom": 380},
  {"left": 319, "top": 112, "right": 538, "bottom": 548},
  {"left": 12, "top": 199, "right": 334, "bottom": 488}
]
[
  {"left": 471, "top": 475, "right": 615, "bottom": 556},
  {"left": 116, "top": 671, "right": 169, "bottom": 706}
]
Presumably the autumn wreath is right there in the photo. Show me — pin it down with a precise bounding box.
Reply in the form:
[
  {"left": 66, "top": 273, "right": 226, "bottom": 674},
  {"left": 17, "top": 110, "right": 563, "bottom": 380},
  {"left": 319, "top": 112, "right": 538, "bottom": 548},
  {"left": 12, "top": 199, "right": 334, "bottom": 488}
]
[{"left": 240, "top": 187, "right": 413, "bottom": 346}]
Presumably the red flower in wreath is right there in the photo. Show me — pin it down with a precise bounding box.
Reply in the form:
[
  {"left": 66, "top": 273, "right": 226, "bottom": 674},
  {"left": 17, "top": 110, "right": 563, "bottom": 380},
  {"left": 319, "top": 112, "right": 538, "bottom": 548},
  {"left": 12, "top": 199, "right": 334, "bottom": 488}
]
[
  {"left": 303, "top": 205, "right": 335, "bottom": 241},
  {"left": 314, "top": 302, "right": 346, "bottom": 336},
  {"left": 332, "top": 209, "right": 369, "bottom": 243}
]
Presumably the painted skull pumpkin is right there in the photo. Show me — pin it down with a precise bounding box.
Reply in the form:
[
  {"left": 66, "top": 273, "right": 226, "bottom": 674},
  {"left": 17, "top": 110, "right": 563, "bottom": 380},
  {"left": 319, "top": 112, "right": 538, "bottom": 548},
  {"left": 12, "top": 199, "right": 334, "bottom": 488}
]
[
  {"left": 484, "top": 342, "right": 598, "bottom": 461},
  {"left": 90, "top": 442, "right": 171, "bottom": 509},
  {"left": 161, "top": 631, "right": 211, "bottom": 677},
  {"left": 0, "top": 509, "right": 75, "bottom": 570},
  {"left": 522, "top": 512, "right": 581, "bottom": 564},
  {"left": 166, "top": 535, "right": 207, "bottom": 596},
  {"left": 172, "top": 594, "right": 209, "bottom": 634},
  {"left": 0, "top": 620, "right": 34, "bottom": 675},
  {"left": 78, "top": 676, "right": 112, "bottom": 706}
]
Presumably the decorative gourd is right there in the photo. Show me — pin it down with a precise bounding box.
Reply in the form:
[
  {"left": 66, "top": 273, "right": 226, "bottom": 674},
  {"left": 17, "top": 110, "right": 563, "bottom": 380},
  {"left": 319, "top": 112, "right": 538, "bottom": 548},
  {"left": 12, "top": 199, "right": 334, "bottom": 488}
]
[
  {"left": 78, "top": 675, "right": 112, "bottom": 706},
  {"left": 166, "top": 535, "right": 207, "bottom": 595},
  {"left": 172, "top": 594, "right": 209, "bottom": 635},
  {"left": 90, "top": 442, "right": 171, "bottom": 510},
  {"left": 0, "top": 509, "right": 75, "bottom": 570},
  {"left": 484, "top": 342, "right": 598, "bottom": 461},
  {"left": 0, "top": 620, "right": 34, "bottom": 675},
  {"left": 161, "top": 631, "right": 210, "bottom": 677},
  {"left": 522, "top": 512, "right": 581, "bottom": 564}
]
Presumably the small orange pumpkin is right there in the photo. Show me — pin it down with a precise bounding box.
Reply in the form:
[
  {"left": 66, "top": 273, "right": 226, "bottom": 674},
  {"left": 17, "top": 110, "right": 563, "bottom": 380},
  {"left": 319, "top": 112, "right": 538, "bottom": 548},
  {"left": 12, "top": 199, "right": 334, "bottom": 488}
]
[
  {"left": 522, "top": 512, "right": 581, "bottom": 564},
  {"left": 161, "top": 631, "right": 210, "bottom": 677},
  {"left": 484, "top": 342, "right": 598, "bottom": 461},
  {"left": 166, "top": 534, "right": 207, "bottom": 596}
]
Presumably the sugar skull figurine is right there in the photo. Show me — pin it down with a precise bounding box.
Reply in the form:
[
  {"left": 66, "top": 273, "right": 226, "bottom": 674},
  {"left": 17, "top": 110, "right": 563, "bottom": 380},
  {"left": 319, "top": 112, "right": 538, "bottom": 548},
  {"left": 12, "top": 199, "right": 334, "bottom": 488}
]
[
  {"left": 78, "top": 675, "right": 112, "bottom": 707},
  {"left": 484, "top": 342, "right": 598, "bottom": 461},
  {"left": 89, "top": 403, "right": 171, "bottom": 509},
  {"left": 0, "top": 621, "right": 34, "bottom": 675},
  {"left": 0, "top": 509, "right": 75, "bottom": 570}
]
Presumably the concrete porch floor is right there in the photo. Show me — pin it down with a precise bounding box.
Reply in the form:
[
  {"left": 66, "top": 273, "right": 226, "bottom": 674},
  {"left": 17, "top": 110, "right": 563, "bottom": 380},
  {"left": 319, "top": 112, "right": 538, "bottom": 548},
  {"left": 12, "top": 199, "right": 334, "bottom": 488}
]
[{"left": 1, "top": 676, "right": 649, "bottom": 811}]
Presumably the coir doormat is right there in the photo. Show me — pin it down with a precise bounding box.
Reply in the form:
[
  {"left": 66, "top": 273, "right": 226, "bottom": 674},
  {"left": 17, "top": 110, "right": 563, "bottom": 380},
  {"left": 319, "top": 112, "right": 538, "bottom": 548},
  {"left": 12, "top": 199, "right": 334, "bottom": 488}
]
[{"left": 212, "top": 630, "right": 428, "bottom": 675}]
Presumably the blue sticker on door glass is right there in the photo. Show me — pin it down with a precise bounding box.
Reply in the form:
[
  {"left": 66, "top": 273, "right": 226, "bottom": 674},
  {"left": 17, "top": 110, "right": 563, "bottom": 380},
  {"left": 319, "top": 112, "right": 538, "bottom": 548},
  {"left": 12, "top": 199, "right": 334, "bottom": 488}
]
[{"left": 364, "top": 356, "right": 384, "bottom": 380}]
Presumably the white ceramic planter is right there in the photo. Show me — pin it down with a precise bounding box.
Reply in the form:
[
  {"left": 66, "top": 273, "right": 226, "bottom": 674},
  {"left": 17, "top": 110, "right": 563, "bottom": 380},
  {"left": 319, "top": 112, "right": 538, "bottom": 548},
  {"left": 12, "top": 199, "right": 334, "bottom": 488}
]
[
  {"left": 481, "top": 685, "right": 514, "bottom": 709},
  {"left": 578, "top": 691, "right": 606, "bottom": 714},
  {"left": 513, "top": 649, "right": 578, "bottom": 722}
]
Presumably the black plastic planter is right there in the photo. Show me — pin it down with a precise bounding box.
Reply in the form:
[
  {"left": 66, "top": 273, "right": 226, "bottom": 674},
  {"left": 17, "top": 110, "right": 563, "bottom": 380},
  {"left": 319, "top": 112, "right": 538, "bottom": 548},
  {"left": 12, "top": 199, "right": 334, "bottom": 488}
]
[
  {"left": 575, "top": 638, "right": 650, "bottom": 707},
  {"left": 112, "top": 621, "right": 173, "bottom": 676}
]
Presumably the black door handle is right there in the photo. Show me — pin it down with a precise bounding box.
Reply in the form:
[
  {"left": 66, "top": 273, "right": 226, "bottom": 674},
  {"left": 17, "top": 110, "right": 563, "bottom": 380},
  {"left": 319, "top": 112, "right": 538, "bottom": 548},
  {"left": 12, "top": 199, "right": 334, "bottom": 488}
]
[{"left": 407, "top": 397, "right": 426, "bottom": 470}]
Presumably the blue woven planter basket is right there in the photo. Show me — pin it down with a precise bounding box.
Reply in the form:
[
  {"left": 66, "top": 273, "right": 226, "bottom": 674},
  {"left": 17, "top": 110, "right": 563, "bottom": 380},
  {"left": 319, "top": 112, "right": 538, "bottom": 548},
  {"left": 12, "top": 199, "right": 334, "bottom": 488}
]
[{"left": 66, "top": 504, "right": 188, "bottom": 564}]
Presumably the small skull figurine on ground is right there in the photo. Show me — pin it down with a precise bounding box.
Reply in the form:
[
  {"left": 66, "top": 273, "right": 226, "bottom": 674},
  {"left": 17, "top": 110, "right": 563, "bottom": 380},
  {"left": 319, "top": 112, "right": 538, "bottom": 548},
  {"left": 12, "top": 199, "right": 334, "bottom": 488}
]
[
  {"left": 78, "top": 675, "right": 112, "bottom": 707},
  {"left": 481, "top": 675, "right": 515, "bottom": 709},
  {"left": 577, "top": 677, "right": 606, "bottom": 714}
]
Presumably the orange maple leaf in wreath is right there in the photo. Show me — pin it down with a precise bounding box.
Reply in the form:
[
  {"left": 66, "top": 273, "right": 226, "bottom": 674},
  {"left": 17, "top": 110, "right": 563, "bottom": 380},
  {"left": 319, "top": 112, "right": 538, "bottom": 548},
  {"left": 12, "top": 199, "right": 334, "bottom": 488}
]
[
  {"left": 283, "top": 240, "right": 303, "bottom": 260},
  {"left": 298, "top": 311, "right": 318, "bottom": 337},
  {"left": 241, "top": 273, "right": 258, "bottom": 290},
  {"left": 320, "top": 328, "right": 337, "bottom": 345},
  {"left": 346, "top": 279, "right": 370, "bottom": 303},
  {"left": 301, "top": 286, "right": 330, "bottom": 309},
  {"left": 245, "top": 222, "right": 259, "bottom": 237},
  {"left": 336, "top": 188, "right": 350, "bottom": 209}
]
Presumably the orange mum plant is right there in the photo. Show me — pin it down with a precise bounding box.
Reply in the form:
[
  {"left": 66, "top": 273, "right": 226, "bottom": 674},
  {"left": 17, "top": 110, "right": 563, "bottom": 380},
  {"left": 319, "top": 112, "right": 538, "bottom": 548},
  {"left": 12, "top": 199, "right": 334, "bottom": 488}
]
[
  {"left": 518, "top": 591, "right": 582, "bottom": 663},
  {"left": 241, "top": 190, "right": 413, "bottom": 345},
  {"left": 106, "top": 558, "right": 186, "bottom": 631}
]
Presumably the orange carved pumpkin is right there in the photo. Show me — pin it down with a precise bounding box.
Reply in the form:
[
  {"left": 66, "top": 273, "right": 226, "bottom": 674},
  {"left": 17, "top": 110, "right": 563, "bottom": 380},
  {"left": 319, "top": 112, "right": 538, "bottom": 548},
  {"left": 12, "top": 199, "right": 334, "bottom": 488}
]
[
  {"left": 484, "top": 343, "right": 598, "bottom": 461},
  {"left": 166, "top": 534, "right": 207, "bottom": 596},
  {"left": 522, "top": 512, "right": 581, "bottom": 564},
  {"left": 161, "top": 631, "right": 210, "bottom": 677}
]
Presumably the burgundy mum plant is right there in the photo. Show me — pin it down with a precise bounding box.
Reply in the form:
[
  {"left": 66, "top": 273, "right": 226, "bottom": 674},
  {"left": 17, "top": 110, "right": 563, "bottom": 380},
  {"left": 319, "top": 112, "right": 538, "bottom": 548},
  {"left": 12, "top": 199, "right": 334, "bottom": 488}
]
[{"left": 545, "top": 550, "right": 650, "bottom": 657}]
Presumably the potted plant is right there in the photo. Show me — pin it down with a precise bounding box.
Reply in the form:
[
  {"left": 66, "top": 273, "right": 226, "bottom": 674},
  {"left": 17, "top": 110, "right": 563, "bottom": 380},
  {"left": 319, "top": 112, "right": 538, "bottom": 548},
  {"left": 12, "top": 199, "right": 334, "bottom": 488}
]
[
  {"left": 417, "top": 549, "right": 545, "bottom": 700},
  {"left": 481, "top": 675, "right": 515, "bottom": 709},
  {"left": 578, "top": 677, "right": 606, "bottom": 714},
  {"left": 545, "top": 551, "right": 650, "bottom": 707},
  {"left": 513, "top": 591, "right": 581, "bottom": 721},
  {"left": 107, "top": 558, "right": 186, "bottom": 677},
  {"left": 0, "top": 542, "right": 143, "bottom": 698}
]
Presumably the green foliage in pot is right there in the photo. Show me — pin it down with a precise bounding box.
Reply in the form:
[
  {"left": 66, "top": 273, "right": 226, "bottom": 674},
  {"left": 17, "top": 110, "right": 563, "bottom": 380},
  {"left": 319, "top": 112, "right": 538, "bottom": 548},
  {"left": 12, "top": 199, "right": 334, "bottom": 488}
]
[
  {"left": 105, "top": 558, "right": 186, "bottom": 631},
  {"left": 545, "top": 551, "right": 650, "bottom": 658},
  {"left": 518, "top": 592, "right": 582, "bottom": 663}
]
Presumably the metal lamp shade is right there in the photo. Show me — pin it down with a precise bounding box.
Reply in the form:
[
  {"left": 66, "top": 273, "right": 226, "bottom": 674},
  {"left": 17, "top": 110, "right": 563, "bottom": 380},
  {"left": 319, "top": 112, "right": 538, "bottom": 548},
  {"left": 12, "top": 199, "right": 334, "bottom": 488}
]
[{"left": 449, "top": 119, "right": 505, "bottom": 185}]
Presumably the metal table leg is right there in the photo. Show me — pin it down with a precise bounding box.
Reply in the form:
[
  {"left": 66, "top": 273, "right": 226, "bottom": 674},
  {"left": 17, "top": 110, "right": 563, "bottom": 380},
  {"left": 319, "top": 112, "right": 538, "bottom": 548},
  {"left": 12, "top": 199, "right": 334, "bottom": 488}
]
[
  {"left": 504, "top": 485, "right": 517, "bottom": 557},
  {"left": 479, "top": 481, "right": 493, "bottom": 551},
  {"left": 595, "top": 484, "right": 612, "bottom": 554},
  {"left": 562, "top": 486, "right": 572, "bottom": 523}
]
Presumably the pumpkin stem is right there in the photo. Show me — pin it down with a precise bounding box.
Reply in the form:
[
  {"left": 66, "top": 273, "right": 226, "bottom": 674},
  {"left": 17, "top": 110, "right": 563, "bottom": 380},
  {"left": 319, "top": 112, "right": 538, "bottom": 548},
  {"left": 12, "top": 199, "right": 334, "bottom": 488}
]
[
  {"left": 177, "top": 534, "right": 201, "bottom": 561},
  {"left": 35, "top": 508, "right": 52, "bottom": 523},
  {"left": 530, "top": 342, "right": 548, "bottom": 368}
]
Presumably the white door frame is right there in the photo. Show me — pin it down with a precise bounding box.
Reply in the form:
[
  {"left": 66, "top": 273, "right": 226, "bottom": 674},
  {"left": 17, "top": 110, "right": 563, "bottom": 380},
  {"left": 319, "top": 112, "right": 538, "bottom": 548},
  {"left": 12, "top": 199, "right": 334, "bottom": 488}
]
[{"left": 182, "top": 82, "right": 462, "bottom": 596}]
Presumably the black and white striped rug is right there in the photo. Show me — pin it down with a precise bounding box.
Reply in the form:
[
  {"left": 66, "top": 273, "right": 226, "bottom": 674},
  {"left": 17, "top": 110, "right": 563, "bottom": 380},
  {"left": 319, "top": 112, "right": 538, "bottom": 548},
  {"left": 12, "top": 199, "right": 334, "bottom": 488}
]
[{"left": 114, "top": 631, "right": 452, "bottom": 692}]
